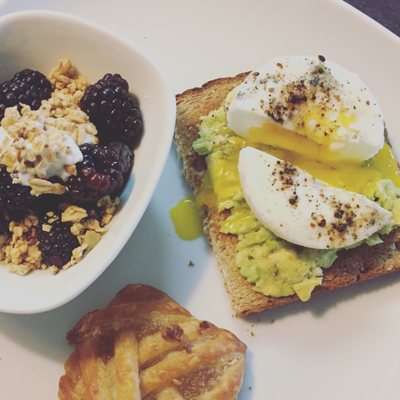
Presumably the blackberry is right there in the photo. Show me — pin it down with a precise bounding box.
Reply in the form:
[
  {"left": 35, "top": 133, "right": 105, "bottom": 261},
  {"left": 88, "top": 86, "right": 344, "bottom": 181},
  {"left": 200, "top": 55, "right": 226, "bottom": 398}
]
[
  {"left": 66, "top": 142, "right": 133, "bottom": 203},
  {"left": 38, "top": 215, "right": 79, "bottom": 268},
  {"left": 0, "top": 165, "right": 37, "bottom": 212},
  {"left": 108, "top": 141, "right": 134, "bottom": 178},
  {"left": 80, "top": 73, "right": 143, "bottom": 149},
  {"left": 0, "top": 69, "right": 52, "bottom": 120}
]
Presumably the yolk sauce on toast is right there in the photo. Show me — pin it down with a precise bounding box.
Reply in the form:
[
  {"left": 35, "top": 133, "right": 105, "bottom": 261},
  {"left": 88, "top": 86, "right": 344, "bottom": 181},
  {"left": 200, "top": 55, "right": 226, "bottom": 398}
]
[{"left": 198, "top": 122, "right": 400, "bottom": 209}]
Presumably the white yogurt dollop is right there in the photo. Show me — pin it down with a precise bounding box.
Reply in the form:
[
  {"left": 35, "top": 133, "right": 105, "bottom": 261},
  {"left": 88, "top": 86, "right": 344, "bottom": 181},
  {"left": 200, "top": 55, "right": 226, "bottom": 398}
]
[
  {"left": 0, "top": 107, "right": 84, "bottom": 186},
  {"left": 16, "top": 128, "right": 83, "bottom": 186}
]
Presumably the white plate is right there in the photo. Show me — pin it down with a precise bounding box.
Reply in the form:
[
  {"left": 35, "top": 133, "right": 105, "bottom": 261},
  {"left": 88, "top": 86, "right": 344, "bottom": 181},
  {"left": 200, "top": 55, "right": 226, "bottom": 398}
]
[{"left": 1, "top": 0, "right": 400, "bottom": 399}]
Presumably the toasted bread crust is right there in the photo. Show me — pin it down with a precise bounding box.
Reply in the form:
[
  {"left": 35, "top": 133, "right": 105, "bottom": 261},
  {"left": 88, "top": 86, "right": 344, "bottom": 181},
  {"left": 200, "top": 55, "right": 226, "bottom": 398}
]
[{"left": 174, "top": 73, "right": 400, "bottom": 316}]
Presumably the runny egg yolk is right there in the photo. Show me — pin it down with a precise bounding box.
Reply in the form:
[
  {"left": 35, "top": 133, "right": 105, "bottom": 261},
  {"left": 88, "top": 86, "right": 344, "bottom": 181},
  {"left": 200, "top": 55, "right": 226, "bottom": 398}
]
[
  {"left": 202, "top": 122, "right": 400, "bottom": 209},
  {"left": 249, "top": 122, "right": 400, "bottom": 194},
  {"left": 169, "top": 197, "right": 203, "bottom": 240}
]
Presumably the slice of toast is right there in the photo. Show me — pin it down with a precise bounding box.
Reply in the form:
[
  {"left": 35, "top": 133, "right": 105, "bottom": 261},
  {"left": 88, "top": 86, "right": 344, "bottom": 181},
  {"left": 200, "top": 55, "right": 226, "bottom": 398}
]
[
  {"left": 59, "top": 284, "right": 246, "bottom": 399},
  {"left": 174, "top": 73, "right": 400, "bottom": 316}
]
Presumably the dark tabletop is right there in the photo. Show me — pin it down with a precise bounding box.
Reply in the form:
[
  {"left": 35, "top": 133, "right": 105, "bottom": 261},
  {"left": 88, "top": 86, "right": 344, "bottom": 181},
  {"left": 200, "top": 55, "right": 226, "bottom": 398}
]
[{"left": 345, "top": 0, "right": 400, "bottom": 36}]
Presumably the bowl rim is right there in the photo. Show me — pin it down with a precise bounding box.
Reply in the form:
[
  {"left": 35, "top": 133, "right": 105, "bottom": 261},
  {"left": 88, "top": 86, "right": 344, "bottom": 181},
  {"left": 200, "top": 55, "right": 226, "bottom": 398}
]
[{"left": 0, "top": 9, "right": 177, "bottom": 314}]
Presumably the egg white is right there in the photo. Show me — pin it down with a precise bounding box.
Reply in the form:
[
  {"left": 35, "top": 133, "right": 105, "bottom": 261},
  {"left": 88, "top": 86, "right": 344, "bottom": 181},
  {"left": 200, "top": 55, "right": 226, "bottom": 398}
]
[
  {"left": 238, "top": 147, "right": 392, "bottom": 249},
  {"left": 228, "top": 56, "right": 384, "bottom": 161}
]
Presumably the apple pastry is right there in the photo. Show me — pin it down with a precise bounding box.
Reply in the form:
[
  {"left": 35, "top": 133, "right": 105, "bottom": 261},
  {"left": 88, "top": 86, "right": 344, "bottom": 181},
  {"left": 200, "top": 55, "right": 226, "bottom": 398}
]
[{"left": 59, "top": 284, "right": 246, "bottom": 399}]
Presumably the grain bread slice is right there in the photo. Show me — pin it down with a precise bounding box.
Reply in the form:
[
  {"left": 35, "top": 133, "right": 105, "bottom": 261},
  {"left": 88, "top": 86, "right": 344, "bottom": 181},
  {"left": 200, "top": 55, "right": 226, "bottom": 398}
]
[{"left": 174, "top": 72, "right": 400, "bottom": 316}]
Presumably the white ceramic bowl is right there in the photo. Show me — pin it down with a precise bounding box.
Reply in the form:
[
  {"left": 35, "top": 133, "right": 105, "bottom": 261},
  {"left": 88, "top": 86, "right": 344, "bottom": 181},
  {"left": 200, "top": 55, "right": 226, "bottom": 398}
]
[{"left": 0, "top": 10, "right": 175, "bottom": 314}]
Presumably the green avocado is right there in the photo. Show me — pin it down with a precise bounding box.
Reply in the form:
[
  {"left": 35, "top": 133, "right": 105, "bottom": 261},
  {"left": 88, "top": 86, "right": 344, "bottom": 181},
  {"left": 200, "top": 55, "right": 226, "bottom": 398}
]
[{"left": 221, "top": 203, "right": 337, "bottom": 300}]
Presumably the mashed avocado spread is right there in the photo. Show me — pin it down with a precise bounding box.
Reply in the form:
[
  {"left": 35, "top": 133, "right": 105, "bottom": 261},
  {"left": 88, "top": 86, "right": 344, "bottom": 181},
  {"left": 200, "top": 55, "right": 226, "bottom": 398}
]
[{"left": 193, "top": 105, "right": 400, "bottom": 301}]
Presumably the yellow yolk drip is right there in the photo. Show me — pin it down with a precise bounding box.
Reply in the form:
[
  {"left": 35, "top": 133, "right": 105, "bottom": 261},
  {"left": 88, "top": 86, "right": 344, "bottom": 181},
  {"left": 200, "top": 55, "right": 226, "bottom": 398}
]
[
  {"left": 266, "top": 143, "right": 400, "bottom": 194},
  {"left": 195, "top": 174, "right": 217, "bottom": 209},
  {"left": 200, "top": 123, "right": 400, "bottom": 209},
  {"left": 248, "top": 121, "right": 355, "bottom": 162},
  {"left": 249, "top": 122, "right": 400, "bottom": 193},
  {"left": 169, "top": 197, "right": 203, "bottom": 240}
]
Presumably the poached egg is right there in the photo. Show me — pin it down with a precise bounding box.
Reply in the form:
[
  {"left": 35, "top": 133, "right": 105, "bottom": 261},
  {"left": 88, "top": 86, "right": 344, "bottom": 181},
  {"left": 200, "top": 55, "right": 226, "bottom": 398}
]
[
  {"left": 238, "top": 147, "right": 392, "bottom": 249},
  {"left": 227, "top": 55, "right": 384, "bottom": 162},
  {"left": 225, "top": 56, "right": 394, "bottom": 250}
]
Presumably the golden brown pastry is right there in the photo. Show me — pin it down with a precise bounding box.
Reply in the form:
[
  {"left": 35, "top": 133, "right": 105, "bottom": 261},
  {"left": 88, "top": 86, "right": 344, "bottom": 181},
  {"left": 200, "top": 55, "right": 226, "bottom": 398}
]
[{"left": 59, "top": 284, "right": 246, "bottom": 399}]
